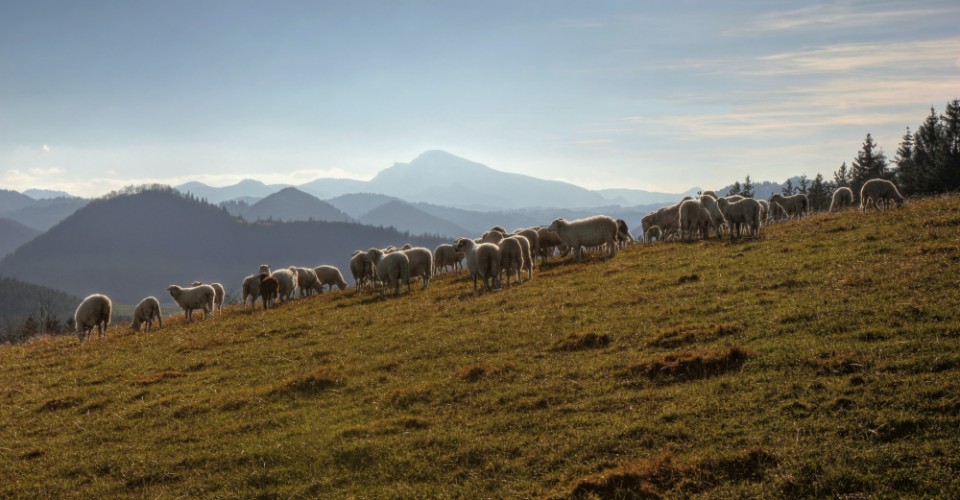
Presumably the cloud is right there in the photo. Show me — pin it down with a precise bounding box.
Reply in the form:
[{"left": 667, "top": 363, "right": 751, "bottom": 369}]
[
  {"left": 573, "top": 139, "right": 615, "bottom": 146},
  {"left": 728, "top": 2, "right": 958, "bottom": 35},
  {"left": 42, "top": 144, "right": 50, "bottom": 152},
  {"left": 27, "top": 167, "right": 65, "bottom": 175}
]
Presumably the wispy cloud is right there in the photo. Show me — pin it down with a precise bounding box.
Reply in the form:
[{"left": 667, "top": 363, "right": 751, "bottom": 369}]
[
  {"left": 754, "top": 37, "right": 960, "bottom": 75},
  {"left": 728, "top": 2, "right": 958, "bottom": 35}
]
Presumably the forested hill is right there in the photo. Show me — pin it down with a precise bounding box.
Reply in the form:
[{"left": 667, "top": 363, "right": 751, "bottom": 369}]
[
  {"left": 0, "top": 187, "right": 445, "bottom": 305},
  {"left": 0, "top": 275, "right": 79, "bottom": 342}
]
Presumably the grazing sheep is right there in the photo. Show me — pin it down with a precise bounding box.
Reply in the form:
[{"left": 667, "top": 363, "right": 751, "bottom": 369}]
[
  {"left": 433, "top": 243, "right": 464, "bottom": 275},
  {"left": 859, "top": 179, "right": 904, "bottom": 211},
  {"left": 268, "top": 268, "right": 299, "bottom": 302},
  {"left": 259, "top": 273, "right": 279, "bottom": 309},
  {"left": 166, "top": 284, "right": 215, "bottom": 322},
  {"left": 537, "top": 227, "right": 564, "bottom": 263},
  {"left": 498, "top": 236, "right": 524, "bottom": 287},
  {"left": 367, "top": 248, "right": 411, "bottom": 297},
  {"left": 509, "top": 233, "right": 534, "bottom": 280},
  {"left": 287, "top": 267, "right": 323, "bottom": 297},
  {"left": 641, "top": 198, "right": 689, "bottom": 242},
  {"left": 616, "top": 219, "right": 633, "bottom": 247},
  {"left": 769, "top": 202, "right": 788, "bottom": 222},
  {"left": 679, "top": 200, "right": 713, "bottom": 241},
  {"left": 717, "top": 197, "right": 762, "bottom": 239},
  {"left": 480, "top": 230, "right": 506, "bottom": 244},
  {"left": 241, "top": 274, "right": 261, "bottom": 310},
  {"left": 350, "top": 251, "right": 374, "bottom": 292},
  {"left": 191, "top": 281, "right": 225, "bottom": 316},
  {"left": 830, "top": 187, "right": 855, "bottom": 212},
  {"left": 757, "top": 199, "right": 769, "bottom": 224},
  {"left": 75, "top": 294, "right": 112, "bottom": 342},
  {"left": 698, "top": 195, "right": 727, "bottom": 239},
  {"left": 402, "top": 247, "right": 434, "bottom": 289},
  {"left": 769, "top": 193, "right": 809, "bottom": 218},
  {"left": 644, "top": 225, "right": 662, "bottom": 244},
  {"left": 512, "top": 228, "right": 541, "bottom": 267},
  {"left": 455, "top": 237, "right": 501, "bottom": 292},
  {"left": 130, "top": 296, "right": 162, "bottom": 332},
  {"left": 547, "top": 215, "right": 619, "bottom": 262},
  {"left": 314, "top": 265, "right": 349, "bottom": 291}
]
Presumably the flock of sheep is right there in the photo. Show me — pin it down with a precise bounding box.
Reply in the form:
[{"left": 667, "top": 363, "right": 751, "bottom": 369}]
[{"left": 71, "top": 178, "right": 905, "bottom": 342}]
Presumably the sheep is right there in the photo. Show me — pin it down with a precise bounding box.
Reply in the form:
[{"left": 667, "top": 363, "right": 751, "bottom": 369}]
[
  {"left": 644, "top": 225, "right": 662, "bottom": 244},
  {"left": 701, "top": 190, "right": 717, "bottom": 199},
  {"left": 314, "top": 265, "right": 349, "bottom": 291},
  {"left": 769, "top": 193, "right": 808, "bottom": 218},
  {"left": 769, "top": 201, "right": 788, "bottom": 222},
  {"left": 717, "top": 197, "right": 762, "bottom": 239},
  {"left": 641, "top": 198, "right": 689, "bottom": 243},
  {"left": 512, "top": 228, "right": 541, "bottom": 267},
  {"left": 130, "top": 296, "right": 162, "bottom": 332},
  {"left": 350, "top": 251, "right": 374, "bottom": 292},
  {"left": 367, "top": 248, "right": 411, "bottom": 297},
  {"left": 489, "top": 225, "right": 507, "bottom": 233},
  {"left": 480, "top": 230, "right": 506, "bottom": 243},
  {"left": 509, "top": 233, "right": 534, "bottom": 280},
  {"left": 455, "top": 237, "right": 501, "bottom": 292},
  {"left": 258, "top": 264, "right": 271, "bottom": 276},
  {"left": 433, "top": 243, "right": 464, "bottom": 276},
  {"left": 678, "top": 200, "right": 713, "bottom": 241},
  {"left": 75, "top": 293, "right": 111, "bottom": 342},
  {"left": 724, "top": 194, "right": 746, "bottom": 203},
  {"left": 859, "top": 179, "right": 904, "bottom": 211},
  {"left": 498, "top": 236, "right": 524, "bottom": 287},
  {"left": 241, "top": 274, "right": 261, "bottom": 310},
  {"left": 166, "top": 284, "right": 214, "bottom": 322},
  {"left": 757, "top": 199, "right": 769, "bottom": 224},
  {"left": 271, "top": 268, "right": 299, "bottom": 302},
  {"left": 400, "top": 243, "right": 413, "bottom": 251},
  {"left": 698, "top": 195, "right": 727, "bottom": 239},
  {"left": 259, "top": 273, "right": 279, "bottom": 309},
  {"left": 615, "top": 219, "right": 633, "bottom": 247},
  {"left": 402, "top": 247, "right": 433, "bottom": 289},
  {"left": 291, "top": 267, "right": 324, "bottom": 297},
  {"left": 547, "top": 215, "right": 619, "bottom": 262},
  {"left": 830, "top": 187, "right": 855, "bottom": 212},
  {"left": 191, "top": 281, "right": 225, "bottom": 316}
]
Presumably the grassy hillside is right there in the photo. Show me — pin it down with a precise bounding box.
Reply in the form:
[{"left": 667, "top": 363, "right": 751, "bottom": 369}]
[{"left": 2, "top": 196, "right": 959, "bottom": 497}]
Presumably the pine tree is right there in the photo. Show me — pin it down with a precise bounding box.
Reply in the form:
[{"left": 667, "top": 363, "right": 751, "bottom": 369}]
[
  {"left": 781, "top": 178, "right": 795, "bottom": 195},
  {"left": 894, "top": 127, "right": 921, "bottom": 194},
  {"left": 913, "top": 108, "right": 944, "bottom": 193},
  {"left": 833, "top": 162, "right": 851, "bottom": 188},
  {"left": 727, "top": 181, "right": 742, "bottom": 196},
  {"left": 797, "top": 175, "right": 809, "bottom": 195},
  {"left": 942, "top": 99, "right": 960, "bottom": 190},
  {"left": 851, "top": 133, "right": 888, "bottom": 195},
  {"left": 741, "top": 175, "right": 755, "bottom": 198}
]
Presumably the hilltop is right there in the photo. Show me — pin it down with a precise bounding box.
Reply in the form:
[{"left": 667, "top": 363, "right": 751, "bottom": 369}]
[{"left": 1, "top": 196, "right": 958, "bottom": 497}]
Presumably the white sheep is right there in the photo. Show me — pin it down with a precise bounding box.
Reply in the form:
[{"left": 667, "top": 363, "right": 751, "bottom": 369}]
[
  {"left": 547, "top": 215, "right": 619, "bottom": 262},
  {"left": 241, "top": 274, "right": 261, "bottom": 310},
  {"left": 287, "top": 267, "right": 322, "bottom": 297},
  {"left": 641, "top": 198, "right": 689, "bottom": 243},
  {"left": 367, "top": 248, "right": 411, "bottom": 297},
  {"left": 402, "top": 247, "right": 433, "bottom": 289},
  {"left": 498, "top": 236, "right": 524, "bottom": 287},
  {"left": 258, "top": 264, "right": 271, "bottom": 276},
  {"left": 769, "top": 193, "right": 808, "bottom": 218},
  {"left": 314, "top": 265, "right": 349, "bottom": 291},
  {"left": 644, "top": 225, "right": 662, "bottom": 244},
  {"left": 717, "top": 197, "right": 762, "bottom": 239},
  {"left": 512, "top": 228, "right": 541, "bottom": 267},
  {"left": 535, "top": 227, "right": 563, "bottom": 263},
  {"left": 757, "top": 199, "right": 769, "bottom": 224},
  {"left": 433, "top": 243, "right": 464, "bottom": 276},
  {"left": 130, "top": 296, "right": 162, "bottom": 332},
  {"left": 859, "top": 179, "right": 904, "bottom": 211},
  {"left": 271, "top": 268, "right": 299, "bottom": 302},
  {"left": 701, "top": 190, "right": 717, "bottom": 199},
  {"left": 615, "top": 219, "right": 633, "bottom": 247},
  {"left": 830, "top": 187, "right": 855, "bottom": 211},
  {"left": 698, "top": 195, "right": 726, "bottom": 239},
  {"left": 509, "top": 233, "right": 534, "bottom": 280},
  {"left": 166, "top": 284, "right": 214, "bottom": 322},
  {"left": 678, "top": 200, "right": 712, "bottom": 241},
  {"left": 75, "top": 293, "right": 112, "bottom": 342},
  {"left": 455, "top": 237, "right": 501, "bottom": 292},
  {"left": 350, "top": 251, "right": 374, "bottom": 292},
  {"left": 191, "top": 281, "right": 225, "bottom": 316}
]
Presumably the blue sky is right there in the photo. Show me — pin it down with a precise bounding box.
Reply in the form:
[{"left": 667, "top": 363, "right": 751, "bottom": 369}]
[{"left": 1, "top": 0, "right": 958, "bottom": 197}]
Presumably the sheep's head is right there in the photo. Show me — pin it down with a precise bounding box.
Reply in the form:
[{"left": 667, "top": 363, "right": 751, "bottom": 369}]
[
  {"left": 547, "top": 218, "right": 565, "bottom": 233},
  {"left": 480, "top": 231, "right": 504, "bottom": 243},
  {"left": 454, "top": 238, "right": 473, "bottom": 251},
  {"left": 166, "top": 285, "right": 181, "bottom": 297}
]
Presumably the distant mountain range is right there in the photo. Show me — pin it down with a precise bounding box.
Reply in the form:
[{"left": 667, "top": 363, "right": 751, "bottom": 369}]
[
  {"left": 0, "top": 189, "right": 88, "bottom": 231},
  {"left": 241, "top": 187, "right": 352, "bottom": 223},
  {"left": 22, "top": 189, "right": 78, "bottom": 200},
  {"left": 0, "top": 218, "right": 40, "bottom": 257}
]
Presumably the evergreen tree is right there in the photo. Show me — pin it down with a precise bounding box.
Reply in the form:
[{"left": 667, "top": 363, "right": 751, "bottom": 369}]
[
  {"left": 942, "top": 99, "right": 960, "bottom": 190},
  {"left": 894, "top": 127, "right": 921, "bottom": 195},
  {"left": 808, "top": 173, "right": 829, "bottom": 211},
  {"left": 797, "top": 175, "right": 809, "bottom": 195},
  {"left": 727, "top": 181, "right": 742, "bottom": 196},
  {"left": 851, "top": 133, "right": 888, "bottom": 195},
  {"left": 741, "top": 175, "right": 755, "bottom": 198},
  {"left": 781, "top": 178, "right": 795, "bottom": 195},
  {"left": 913, "top": 108, "right": 944, "bottom": 194},
  {"left": 833, "top": 162, "right": 851, "bottom": 188}
]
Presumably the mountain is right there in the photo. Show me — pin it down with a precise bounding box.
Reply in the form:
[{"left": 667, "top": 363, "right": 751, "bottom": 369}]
[
  {"left": 595, "top": 187, "right": 701, "bottom": 206},
  {"left": 364, "top": 150, "right": 610, "bottom": 209},
  {"left": 176, "top": 179, "right": 291, "bottom": 204},
  {"left": 297, "top": 178, "right": 370, "bottom": 200},
  {"left": 0, "top": 187, "right": 444, "bottom": 304},
  {"left": 242, "top": 187, "right": 352, "bottom": 223},
  {"left": 0, "top": 189, "right": 35, "bottom": 213},
  {"left": 411, "top": 203, "right": 546, "bottom": 235},
  {"left": 0, "top": 218, "right": 41, "bottom": 257},
  {"left": 23, "top": 189, "right": 77, "bottom": 200},
  {"left": 0, "top": 275, "right": 80, "bottom": 342},
  {"left": 327, "top": 193, "right": 402, "bottom": 219},
  {"left": 358, "top": 201, "right": 470, "bottom": 239},
  {"left": 1, "top": 197, "right": 89, "bottom": 231}
]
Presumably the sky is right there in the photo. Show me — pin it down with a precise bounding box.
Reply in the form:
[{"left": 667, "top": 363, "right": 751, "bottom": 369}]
[{"left": 1, "top": 0, "right": 958, "bottom": 197}]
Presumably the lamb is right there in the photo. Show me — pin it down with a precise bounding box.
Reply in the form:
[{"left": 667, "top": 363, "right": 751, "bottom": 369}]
[
  {"left": 830, "top": 187, "right": 855, "bottom": 212},
  {"left": 433, "top": 243, "right": 464, "bottom": 276},
  {"left": 536, "top": 227, "right": 564, "bottom": 263},
  {"left": 271, "top": 268, "right": 299, "bottom": 302},
  {"left": 512, "top": 228, "right": 541, "bottom": 267},
  {"left": 350, "top": 251, "right": 374, "bottom": 292},
  {"left": 166, "top": 284, "right": 215, "bottom": 322},
  {"left": 547, "top": 215, "right": 619, "bottom": 262},
  {"left": 678, "top": 200, "right": 712, "bottom": 241},
  {"left": 498, "top": 236, "right": 524, "bottom": 287},
  {"left": 644, "top": 225, "right": 662, "bottom": 244},
  {"left": 859, "top": 179, "right": 904, "bottom": 211},
  {"left": 75, "top": 293, "right": 112, "bottom": 342},
  {"left": 769, "top": 193, "right": 808, "bottom": 218},
  {"left": 241, "top": 274, "right": 261, "bottom": 309},
  {"left": 717, "top": 197, "right": 762, "bottom": 239},
  {"left": 291, "top": 267, "right": 324, "bottom": 297},
  {"left": 314, "top": 265, "right": 349, "bottom": 291},
  {"left": 259, "top": 273, "right": 279, "bottom": 309},
  {"left": 367, "top": 248, "right": 411, "bottom": 297},
  {"left": 402, "top": 247, "right": 433, "bottom": 289},
  {"left": 455, "top": 237, "right": 501, "bottom": 292},
  {"left": 129, "top": 296, "right": 162, "bottom": 332},
  {"left": 191, "top": 281, "right": 225, "bottom": 316}
]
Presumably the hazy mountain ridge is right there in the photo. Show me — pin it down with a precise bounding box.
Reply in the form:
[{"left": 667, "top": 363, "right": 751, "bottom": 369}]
[
  {"left": 358, "top": 201, "right": 470, "bottom": 239},
  {"left": 241, "top": 187, "right": 352, "bottom": 223},
  {"left": 0, "top": 218, "right": 41, "bottom": 257},
  {"left": 0, "top": 275, "right": 80, "bottom": 341}
]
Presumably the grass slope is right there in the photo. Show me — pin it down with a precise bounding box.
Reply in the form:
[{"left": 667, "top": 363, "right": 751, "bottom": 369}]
[{"left": 2, "top": 196, "right": 959, "bottom": 497}]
